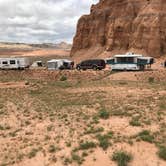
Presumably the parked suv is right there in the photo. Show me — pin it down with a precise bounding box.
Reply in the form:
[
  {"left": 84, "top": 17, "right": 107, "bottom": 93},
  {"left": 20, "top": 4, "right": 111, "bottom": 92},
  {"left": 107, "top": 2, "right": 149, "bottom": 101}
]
[{"left": 76, "top": 59, "right": 106, "bottom": 70}]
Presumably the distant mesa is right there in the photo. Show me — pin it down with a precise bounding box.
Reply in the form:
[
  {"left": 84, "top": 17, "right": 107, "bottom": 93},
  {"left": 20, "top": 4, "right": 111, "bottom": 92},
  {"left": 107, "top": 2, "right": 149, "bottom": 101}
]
[
  {"left": 0, "top": 41, "right": 72, "bottom": 57},
  {"left": 29, "top": 42, "right": 72, "bottom": 50},
  {"left": 71, "top": 0, "right": 166, "bottom": 58},
  {"left": 0, "top": 41, "right": 72, "bottom": 51}
]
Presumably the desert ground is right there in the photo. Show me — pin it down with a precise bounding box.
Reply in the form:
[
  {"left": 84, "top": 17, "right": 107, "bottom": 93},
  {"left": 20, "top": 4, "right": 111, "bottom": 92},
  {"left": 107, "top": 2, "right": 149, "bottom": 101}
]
[{"left": 0, "top": 62, "right": 166, "bottom": 166}]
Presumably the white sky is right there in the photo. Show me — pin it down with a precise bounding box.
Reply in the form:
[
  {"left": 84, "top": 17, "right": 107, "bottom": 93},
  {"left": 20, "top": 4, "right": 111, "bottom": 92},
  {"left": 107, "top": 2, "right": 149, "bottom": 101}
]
[{"left": 0, "top": 0, "right": 99, "bottom": 43}]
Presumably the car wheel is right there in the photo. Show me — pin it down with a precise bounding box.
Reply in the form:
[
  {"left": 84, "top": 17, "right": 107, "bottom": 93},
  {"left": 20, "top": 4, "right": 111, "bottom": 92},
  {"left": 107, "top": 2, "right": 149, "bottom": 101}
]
[
  {"left": 93, "top": 66, "right": 98, "bottom": 70},
  {"left": 76, "top": 66, "right": 81, "bottom": 70}
]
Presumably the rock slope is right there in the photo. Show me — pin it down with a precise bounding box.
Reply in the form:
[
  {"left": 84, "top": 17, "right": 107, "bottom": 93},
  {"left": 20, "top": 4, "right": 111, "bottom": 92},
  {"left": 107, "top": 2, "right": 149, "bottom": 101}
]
[{"left": 71, "top": 0, "right": 166, "bottom": 58}]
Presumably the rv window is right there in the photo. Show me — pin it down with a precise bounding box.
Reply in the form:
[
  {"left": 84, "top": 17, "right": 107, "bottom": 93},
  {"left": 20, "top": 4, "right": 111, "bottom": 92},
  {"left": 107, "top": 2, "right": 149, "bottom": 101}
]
[
  {"left": 137, "top": 59, "right": 147, "bottom": 64},
  {"left": 81, "top": 61, "right": 87, "bottom": 65},
  {"left": 117, "top": 57, "right": 134, "bottom": 63},
  {"left": 2, "top": 61, "right": 8, "bottom": 65},
  {"left": 127, "top": 57, "right": 134, "bottom": 63},
  {"left": 10, "top": 60, "right": 16, "bottom": 64}
]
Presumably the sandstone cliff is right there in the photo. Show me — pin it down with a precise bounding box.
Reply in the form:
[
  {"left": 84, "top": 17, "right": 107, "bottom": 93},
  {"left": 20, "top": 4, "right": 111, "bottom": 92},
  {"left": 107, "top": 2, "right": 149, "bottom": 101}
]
[{"left": 71, "top": 0, "right": 166, "bottom": 58}]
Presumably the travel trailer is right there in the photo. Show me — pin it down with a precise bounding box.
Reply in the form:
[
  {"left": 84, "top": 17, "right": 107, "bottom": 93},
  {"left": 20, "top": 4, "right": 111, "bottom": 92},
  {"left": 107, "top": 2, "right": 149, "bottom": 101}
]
[
  {"left": 47, "top": 59, "right": 74, "bottom": 70},
  {"left": 0, "top": 57, "right": 30, "bottom": 69},
  {"left": 106, "top": 52, "right": 154, "bottom": 71}
]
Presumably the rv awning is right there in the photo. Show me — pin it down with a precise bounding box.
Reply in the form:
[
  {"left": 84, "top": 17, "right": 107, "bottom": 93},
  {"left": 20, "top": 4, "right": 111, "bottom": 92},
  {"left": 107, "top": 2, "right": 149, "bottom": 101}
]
[{"left": 114, "top": 54, "right": 143, "bottom": 58}]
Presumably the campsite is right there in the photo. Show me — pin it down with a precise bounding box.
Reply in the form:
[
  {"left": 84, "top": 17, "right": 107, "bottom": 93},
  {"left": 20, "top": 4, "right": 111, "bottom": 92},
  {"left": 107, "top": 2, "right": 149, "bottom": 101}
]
[
  {"left": 0, "top": 52, "right": 155, "bottom": 72},
  {"left": 0, "top": 45, "right": 165, "bottom": 166},
  {"left": 0, "top": 0, "right": 166, "bottom": 166},
  {"left": 0, "top": 57, "right": 166, "bottom": 166}
]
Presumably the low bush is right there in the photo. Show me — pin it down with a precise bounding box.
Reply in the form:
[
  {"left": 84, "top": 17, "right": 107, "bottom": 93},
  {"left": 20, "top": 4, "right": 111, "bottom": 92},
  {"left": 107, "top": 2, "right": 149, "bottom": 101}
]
[
  {"left": 112, "top": 151, "right": 132, "bottom": 166},
  {"left": 84, "top": 126, "right": 104, "bottom": 134},
  {"left": 158, "top": 146, "right": 166, "bottom": 160},
  {"left": 129, "top": 117, "right": 141, "bottom": 126},
  {"left": 96, "top": 132, "right": 113, "bottom": 150},
  {"left": 60, "top": 75, "right": 67, "bottom": 81},
  {"left": 48, "top": 145, "right": 56, "bottom": 153},
  {"left": 148, "top": 77, "right": 154, "bottom": 83},
  {"left": 138, "top": 130, "right": 154, "bottom": 143},
  {"left": 99, "top": 108, "right": 110, "bottom": 119},
  {"left": 71, "top": 153, "right": 84, "bottom": 165},
  {"left": 79, "top": 141, "right": 96, "bottom": 150},
  {"left": 28, "top": 148, "right": 38, "bottom": 158}
]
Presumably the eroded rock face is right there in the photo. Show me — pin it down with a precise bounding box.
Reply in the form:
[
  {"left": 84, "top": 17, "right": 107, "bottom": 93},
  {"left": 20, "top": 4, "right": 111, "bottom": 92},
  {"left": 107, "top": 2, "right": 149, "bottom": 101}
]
[{"left": 71, "top": 0, "right": 166, "bottom": 58}]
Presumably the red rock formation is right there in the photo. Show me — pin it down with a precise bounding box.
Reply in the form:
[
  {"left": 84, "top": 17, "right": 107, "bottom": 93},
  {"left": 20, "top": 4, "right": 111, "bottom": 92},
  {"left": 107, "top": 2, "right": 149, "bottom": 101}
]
[{"left": 71, "top": 0, "right": 166, "bottom": 58}]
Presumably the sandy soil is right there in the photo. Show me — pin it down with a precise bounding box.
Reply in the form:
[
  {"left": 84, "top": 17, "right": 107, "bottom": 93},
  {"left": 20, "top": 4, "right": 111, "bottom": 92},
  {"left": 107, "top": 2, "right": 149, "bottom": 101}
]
[
  {"left": 22, "top": 49, "right": 70, "bottom": 57},
  {"left": 0, "top": 49, "right": 70, "bottom": 57},
  {"left": 0, "top": 82, "right": 27, "bottom": 89}
]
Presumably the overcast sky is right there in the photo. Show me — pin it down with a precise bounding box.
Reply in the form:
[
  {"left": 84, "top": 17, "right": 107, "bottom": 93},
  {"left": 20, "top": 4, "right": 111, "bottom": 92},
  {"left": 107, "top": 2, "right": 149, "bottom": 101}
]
[{"left": 0, "top": 0, "right": 99, "bottom": 44}]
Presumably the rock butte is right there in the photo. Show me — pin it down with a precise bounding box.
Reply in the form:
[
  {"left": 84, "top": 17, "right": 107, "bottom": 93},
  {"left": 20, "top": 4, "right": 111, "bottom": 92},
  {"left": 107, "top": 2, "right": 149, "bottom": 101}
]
[{"left": 71, "top": 0, "right": 166, "bottom": 58}]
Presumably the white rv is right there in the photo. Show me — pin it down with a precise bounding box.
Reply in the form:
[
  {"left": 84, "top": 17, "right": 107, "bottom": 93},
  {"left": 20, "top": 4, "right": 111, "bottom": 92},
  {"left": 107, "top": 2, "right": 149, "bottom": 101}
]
[
  {"left": 47, "top": 59, "right": 74, "bottom": 70},
  {"left": 0, "top": 57, "right": 30, "bottom": 70},
  {"left": 106, "top": 52, "right": 154, "bottom": 71}
]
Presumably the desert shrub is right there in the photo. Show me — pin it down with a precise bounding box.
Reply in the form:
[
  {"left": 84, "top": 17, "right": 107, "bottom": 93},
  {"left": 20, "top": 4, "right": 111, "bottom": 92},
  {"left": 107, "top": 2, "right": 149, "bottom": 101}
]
[
  {"left": 0, "top": 125, "right": 4, "bottom": 130},
  {"left": 92, "top": 115, "right": 99, "bottom": 124},
  {"left": 84, "top": 126, "right": 104, "bottom": 134},
  {"left": 119, "top": 81, "right": 128, "bottom": 85},
  {"left": 148, "top": 77, "right": 154, "bottom": 83},
  {"left": 28, "top": 148, "right": 38, "bottom": 158},
  {"left": 97, "top": 135, "right": 110, "bottom": 150},
  {"left": 64, "top": 157, "right": 72, "bottom": 165},
  {"left": 112, "top": 151, "right": 132, "bottom": 166},
  {"left": 71, "top": 153, "right": 84, "bottom": 165},
  {"left": 159, "top": 102, "right": 166, "bottom": 110},
  {"left": 60, "top": 75, "right": 67, "bottom": 81},
  {"left": 47, "top": 125, "right": 54, "bottom": 132},
  {"left": 66, "top": 141, "right": 71, "bottom": 147},
  {"left": 48, "top": 145, "right": 56, "bottom": 153},
  {"left": 158, "top": 146, "right": 166, "bottom": 160},
  {"left": 138, "top": 130, "right": 154, "bottom": 143},
  {"left": 0, "top": 103, "right": 3, "bottom": 109},
  {"left": 79, "top": 141, "right": 96, "bottom": 150},
  {"left": 129, "top": 117, "right": 141, "bottom": 126},
  {"left": 99, "top": 108, "right": 110, "bottom": 119},
  {"left": 29, "top": 89, "right": 42, "bottom": 96},
  {"left": 82, "top": 151, "right": 88, "bottom": 157},
  {"left": 96, "top": 132, "right": 113, "bottom": 150},
  {"left": 0, "top": 125, "right": 10, "bottom": 130}
]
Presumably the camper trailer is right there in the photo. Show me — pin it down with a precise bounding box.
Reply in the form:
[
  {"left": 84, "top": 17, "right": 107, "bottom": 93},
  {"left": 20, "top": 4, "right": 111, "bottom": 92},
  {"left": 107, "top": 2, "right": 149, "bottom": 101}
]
[
  {"left": 0, "top": 57, "right": 30, "bottom": 70},
  {"left": 47, "top": 59, "right": 74, "bottom": 70},
  {"left": 106, "top": 53, "right": 154, "bottom": 71}
]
